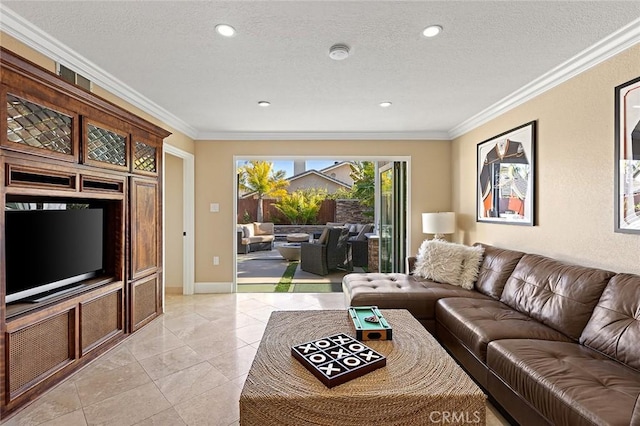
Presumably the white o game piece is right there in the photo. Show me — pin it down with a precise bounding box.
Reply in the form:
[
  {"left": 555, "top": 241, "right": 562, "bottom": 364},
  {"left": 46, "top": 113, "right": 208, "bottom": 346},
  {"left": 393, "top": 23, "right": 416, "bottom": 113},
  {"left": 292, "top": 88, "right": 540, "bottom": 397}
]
[
  {"left": 348, "top": 343, "right": 364, "bottom": 352},
  {"left": 309, "top": 353, "right": 327, "bottom": 364},
  {"left": 343, "top": 357, "right": 361, "bottom": 367}
]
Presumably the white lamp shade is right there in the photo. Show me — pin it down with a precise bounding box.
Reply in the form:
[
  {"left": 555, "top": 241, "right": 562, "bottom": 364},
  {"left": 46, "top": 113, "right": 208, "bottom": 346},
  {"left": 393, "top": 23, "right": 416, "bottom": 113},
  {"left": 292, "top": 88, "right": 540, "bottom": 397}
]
[{"left": 422, "top": 212, "right": 456, "bottom": 235}]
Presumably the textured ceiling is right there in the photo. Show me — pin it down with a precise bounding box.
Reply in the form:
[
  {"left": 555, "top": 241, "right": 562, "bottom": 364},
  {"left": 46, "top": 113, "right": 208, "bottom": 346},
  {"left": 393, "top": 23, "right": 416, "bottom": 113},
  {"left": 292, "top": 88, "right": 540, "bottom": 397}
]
[{"left": 3, "top": 1, "right": 640, "bottom": 139}]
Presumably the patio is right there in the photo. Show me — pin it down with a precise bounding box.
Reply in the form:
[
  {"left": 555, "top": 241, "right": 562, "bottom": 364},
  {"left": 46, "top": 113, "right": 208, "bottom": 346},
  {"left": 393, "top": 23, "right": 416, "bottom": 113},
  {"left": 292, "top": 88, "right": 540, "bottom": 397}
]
[{"left": 236, "top": 241, "right": 366, "bottom": 293}]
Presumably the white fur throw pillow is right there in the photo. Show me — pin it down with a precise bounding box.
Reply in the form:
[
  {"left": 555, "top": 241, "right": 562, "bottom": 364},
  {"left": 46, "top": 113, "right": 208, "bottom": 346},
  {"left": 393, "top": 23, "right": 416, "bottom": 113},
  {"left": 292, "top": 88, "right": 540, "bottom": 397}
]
[
  {"left": 414, "top": 240, "right": 485, "bottom": 290},
  {"left": 459, "top": 244, "right": 485, "bottom": 290}
]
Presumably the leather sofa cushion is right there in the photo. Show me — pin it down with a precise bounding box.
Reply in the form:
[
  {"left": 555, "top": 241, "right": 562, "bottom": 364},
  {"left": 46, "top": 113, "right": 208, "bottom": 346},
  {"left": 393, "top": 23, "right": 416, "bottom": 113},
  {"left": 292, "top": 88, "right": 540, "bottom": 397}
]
[
  {"left": 474, "top": 244, "right": 525, "bottom": 300},
  {"left": 342, "top": 273, "right": 490, "bottom": 323},
  {"left": 500, "top": 254, "right": 615, "bottom": 340},
  {"left": 580, "top": 273, "right": 640, "bottom": 371},
  {"left": 488, "top": 339, "right": 640, "bottom": 426},
  {"left": 436, "top": 298, "right": 571, "bottom": 362}
]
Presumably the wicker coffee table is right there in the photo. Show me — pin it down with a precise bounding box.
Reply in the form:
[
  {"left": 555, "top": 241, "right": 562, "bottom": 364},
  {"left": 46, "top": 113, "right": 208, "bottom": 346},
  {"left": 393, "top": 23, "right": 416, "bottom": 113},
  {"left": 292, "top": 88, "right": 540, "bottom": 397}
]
[{"left": 239, "top": 309, "right": 486, "bottom": 425}]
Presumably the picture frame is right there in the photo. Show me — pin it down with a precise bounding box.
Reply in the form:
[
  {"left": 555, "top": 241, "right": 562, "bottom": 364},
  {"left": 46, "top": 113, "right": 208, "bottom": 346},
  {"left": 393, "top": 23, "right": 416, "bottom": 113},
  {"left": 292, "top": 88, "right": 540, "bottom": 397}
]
[
  {"left": 476, "top": 121, "right": 536, "bottom": 226},
  {"left": 614, "top": 76, "right": 640, "bottom": 234}
]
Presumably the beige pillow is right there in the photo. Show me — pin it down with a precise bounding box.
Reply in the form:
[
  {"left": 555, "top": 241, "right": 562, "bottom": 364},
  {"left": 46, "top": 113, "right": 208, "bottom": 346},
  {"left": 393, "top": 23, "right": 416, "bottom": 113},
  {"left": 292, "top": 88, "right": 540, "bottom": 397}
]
[
  {"left": 318, "top": 228, "right": 330, "bottom": 244},
  {"left": 414, "top": 240, "right": 485, "bottom": 290}
]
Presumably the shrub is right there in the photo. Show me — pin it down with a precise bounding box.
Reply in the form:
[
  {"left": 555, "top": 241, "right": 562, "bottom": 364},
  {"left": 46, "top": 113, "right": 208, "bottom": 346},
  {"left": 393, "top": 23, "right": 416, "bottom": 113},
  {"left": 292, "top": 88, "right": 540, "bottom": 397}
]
[{"left": 274, "top": 189, "right": 326, "bottom": 224}]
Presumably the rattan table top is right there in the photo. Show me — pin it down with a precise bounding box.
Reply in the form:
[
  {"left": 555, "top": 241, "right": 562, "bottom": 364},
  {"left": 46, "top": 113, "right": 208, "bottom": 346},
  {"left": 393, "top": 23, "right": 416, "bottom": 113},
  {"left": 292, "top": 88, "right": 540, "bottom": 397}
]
[{"left": 240, "top": 309, "right": 486, "bottom": 425}]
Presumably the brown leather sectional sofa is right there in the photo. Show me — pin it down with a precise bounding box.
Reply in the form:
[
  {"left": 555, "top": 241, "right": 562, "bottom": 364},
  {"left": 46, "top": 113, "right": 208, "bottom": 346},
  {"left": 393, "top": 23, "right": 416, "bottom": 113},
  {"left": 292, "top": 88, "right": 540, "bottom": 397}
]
[{"left": 342, "top": 243, "right": 640, "bottom": 425}]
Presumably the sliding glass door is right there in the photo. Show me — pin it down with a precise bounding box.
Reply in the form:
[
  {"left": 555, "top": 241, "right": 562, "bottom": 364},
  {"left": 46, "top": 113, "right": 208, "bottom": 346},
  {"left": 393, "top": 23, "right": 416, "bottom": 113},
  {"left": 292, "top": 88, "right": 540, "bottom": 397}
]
[{"left": 378, "top": 161, "right": 407, "bottom": 273}]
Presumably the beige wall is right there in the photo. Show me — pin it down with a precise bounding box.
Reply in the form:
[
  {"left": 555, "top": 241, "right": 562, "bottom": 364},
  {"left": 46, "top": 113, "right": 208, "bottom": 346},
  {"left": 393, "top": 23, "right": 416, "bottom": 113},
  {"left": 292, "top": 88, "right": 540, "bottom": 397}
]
[
  {"left": 165, "top": 154, "right": 184, "bottom": 293},
  {"left": 195, "top": 140, "right": 451, "bottom": 284},
  {"left": 1, "top": 32, "right": 55, "bottom": 72},
  {"left": 452, "top": 43, "right": 640, "bottom": 274}
]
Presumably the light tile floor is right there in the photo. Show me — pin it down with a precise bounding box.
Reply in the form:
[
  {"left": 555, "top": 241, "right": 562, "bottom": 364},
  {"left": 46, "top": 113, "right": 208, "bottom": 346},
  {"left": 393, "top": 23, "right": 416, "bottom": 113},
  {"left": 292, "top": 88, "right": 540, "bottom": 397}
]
[{"left": 1, "top": 293, "right": 511, "bottom": 425}]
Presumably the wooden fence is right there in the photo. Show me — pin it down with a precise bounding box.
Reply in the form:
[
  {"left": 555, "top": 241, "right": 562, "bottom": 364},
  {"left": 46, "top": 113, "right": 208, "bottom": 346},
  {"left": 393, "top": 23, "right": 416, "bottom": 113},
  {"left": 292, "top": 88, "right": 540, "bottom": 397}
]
[{"left": 237, "top": 198, "right": 336, "bottom": 224}]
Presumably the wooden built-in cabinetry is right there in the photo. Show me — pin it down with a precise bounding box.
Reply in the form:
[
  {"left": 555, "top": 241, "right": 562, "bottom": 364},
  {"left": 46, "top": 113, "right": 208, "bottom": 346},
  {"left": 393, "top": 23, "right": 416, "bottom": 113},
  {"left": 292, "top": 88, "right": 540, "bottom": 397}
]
[{"left": 0, "top": 48, "right": 170, "bottom": 417}]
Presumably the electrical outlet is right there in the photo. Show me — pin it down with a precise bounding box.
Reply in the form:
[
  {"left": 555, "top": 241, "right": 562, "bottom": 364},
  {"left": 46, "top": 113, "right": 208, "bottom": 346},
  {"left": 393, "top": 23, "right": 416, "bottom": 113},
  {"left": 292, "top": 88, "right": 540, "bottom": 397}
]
[
  {"left": 213, "top": 256, "right": 220, "bottom": 265},
  {"left": 210, "top": 203, "right": 219, "bottom": 212}
]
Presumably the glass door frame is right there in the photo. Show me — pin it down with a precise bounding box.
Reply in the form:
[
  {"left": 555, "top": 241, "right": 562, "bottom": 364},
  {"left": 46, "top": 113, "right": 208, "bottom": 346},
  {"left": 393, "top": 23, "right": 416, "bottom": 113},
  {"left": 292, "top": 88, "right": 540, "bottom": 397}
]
[{"left": 376, "top": 160, "right": 408, "bottom": 273}]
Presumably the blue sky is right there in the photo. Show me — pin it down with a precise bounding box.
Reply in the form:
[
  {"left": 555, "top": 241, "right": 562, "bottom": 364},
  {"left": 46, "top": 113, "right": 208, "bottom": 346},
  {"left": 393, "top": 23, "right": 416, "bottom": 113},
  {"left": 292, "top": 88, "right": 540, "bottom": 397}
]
[{"left": 269, "top": 160, "right": 338, "bottom": 178}]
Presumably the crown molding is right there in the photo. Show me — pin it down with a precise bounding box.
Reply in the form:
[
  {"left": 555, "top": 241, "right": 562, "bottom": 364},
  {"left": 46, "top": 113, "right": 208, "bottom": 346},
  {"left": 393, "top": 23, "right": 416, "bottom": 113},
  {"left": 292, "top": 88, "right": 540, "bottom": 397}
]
[
  {"left": 0, "top": 4, "right": 198, "bottom": 139},
  {"left": 196, "top": 131, "right": 450, "bottom": 141},
  {"left": 449, "top": 16, "right": 640, "bottom": 139}
]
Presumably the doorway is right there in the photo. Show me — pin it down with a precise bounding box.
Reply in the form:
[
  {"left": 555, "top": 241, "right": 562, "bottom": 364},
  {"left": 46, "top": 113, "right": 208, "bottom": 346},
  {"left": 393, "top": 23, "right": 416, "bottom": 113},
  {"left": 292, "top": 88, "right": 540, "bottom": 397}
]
[
  {"left": 163, "top": 144, "right": 195, "bottom": 299},
  {"left": 233, "top": 156, "right": 410, "bottom": 292},
  {"left": 378, "top": 161, "right": 407, "bottom": 273}
]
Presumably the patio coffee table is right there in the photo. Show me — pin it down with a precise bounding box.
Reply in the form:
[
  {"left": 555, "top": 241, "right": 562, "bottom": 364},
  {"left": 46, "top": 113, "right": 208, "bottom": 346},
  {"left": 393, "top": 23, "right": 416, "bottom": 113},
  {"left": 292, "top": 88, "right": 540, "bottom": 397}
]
[
  {"left": 276, "top": 243, "right": 301, "bottom": 261},
  {"left": 239, "top": 309, "right": 486, "bottom": 425}
]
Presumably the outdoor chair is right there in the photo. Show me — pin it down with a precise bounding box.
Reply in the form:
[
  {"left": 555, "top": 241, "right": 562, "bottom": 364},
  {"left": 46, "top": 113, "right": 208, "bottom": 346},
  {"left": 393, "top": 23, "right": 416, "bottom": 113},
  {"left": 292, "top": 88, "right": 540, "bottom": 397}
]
[
  {"left": 347, "top": 223, "right": 373, "bottom": 267},
  {"left": 300, "top": 227, "right": 351, "bottom": 276}
]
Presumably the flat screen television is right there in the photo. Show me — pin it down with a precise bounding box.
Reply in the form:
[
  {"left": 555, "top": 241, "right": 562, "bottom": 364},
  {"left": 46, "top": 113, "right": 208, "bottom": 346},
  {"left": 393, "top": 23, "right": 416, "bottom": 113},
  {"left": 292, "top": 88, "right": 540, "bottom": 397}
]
[{"left": 5, "top": 208, "right": 104, "bottom": 303}]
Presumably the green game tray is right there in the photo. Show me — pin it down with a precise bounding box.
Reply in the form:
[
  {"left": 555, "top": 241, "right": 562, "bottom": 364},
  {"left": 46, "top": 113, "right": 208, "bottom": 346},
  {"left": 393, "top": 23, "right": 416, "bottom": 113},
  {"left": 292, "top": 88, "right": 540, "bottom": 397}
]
[{"left": 348, "top": 306, "right": 392, "bottom": 341}]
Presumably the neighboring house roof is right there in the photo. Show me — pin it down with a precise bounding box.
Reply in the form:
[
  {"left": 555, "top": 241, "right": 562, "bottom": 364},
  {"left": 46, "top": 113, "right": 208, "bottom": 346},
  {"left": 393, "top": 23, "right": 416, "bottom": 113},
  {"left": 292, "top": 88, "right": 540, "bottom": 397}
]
[
  {"left": 287, "top": 169, "right": 351, "bottom": 188},
  {"left": 239, "top": 161, "right": 355, "bottom": 199},
  {"left": 239, "top": 166, "right": 352, "bottom": 199}
]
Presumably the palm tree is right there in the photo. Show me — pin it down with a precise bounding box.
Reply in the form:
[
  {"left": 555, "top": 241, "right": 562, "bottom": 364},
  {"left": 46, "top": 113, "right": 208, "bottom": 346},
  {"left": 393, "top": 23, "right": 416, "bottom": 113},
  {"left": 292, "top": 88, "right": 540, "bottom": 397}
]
[
  {"left": 350, "top": 161, "right": 376, "bottom": 216},
  {"left": 238, "top": 161, "right": 289, "bottom": 222}
]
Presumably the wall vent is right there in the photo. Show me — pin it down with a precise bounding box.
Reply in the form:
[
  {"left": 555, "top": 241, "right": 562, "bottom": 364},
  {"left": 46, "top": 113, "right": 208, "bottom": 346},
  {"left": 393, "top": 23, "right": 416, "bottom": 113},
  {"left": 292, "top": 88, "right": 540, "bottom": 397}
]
[{"left": 58, "top": 64, "right": 91, "bottom": 91}]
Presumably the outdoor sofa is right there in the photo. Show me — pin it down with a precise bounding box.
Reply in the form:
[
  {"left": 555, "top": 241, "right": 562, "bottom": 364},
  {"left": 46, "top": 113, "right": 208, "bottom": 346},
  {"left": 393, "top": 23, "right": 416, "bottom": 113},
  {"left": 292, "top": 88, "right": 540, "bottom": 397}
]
[
  {"left": 342, "top": 242, "right": 640, "bottom": 425},
  {"left": 237, "top": 222, "right": 275, "bottom": 254}
]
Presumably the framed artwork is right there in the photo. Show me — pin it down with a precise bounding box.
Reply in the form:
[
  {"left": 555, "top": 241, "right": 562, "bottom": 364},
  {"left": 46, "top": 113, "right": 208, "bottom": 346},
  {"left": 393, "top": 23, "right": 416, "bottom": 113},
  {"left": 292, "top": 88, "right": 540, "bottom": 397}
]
[
  {"left": 477, "top": 121, "right": 536, "bottom": 226},
  {"left": 615, "top": 76, "right": 640, "bottom": 234}
]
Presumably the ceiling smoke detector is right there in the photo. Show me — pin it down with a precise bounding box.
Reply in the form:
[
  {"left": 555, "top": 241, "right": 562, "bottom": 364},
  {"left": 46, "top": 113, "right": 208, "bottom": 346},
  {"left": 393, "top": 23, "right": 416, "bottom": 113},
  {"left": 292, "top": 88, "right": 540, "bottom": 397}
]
[{"left": 329, "top": 44, "right": 350, "bottom": 61}]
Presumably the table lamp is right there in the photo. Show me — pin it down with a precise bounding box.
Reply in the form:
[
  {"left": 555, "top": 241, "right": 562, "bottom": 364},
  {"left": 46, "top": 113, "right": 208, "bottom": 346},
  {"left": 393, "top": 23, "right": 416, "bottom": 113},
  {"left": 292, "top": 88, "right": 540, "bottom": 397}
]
[{"left": 422, "top": 212, "right": 456, "bottom": 240}]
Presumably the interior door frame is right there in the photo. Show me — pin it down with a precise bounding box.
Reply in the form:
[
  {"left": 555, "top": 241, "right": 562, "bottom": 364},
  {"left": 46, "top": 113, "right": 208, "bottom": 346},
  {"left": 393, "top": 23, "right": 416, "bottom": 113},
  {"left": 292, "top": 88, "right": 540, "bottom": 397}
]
[{"left": 163, "top": 144, "right": 195, "bottom": 296}]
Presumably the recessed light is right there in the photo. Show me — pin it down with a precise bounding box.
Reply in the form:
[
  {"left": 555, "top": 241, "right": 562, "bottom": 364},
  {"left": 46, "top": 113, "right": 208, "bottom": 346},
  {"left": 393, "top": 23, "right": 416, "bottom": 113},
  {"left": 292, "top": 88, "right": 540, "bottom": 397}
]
[
  {"left": 258, "top": 101, "right": 271, "bottom": 107},
  {"left": 215, "top": 24, "right": 236, "bottom": 37},
  {"left": 379, "top": 101, "right": 392, "bottom": 108},
  {"left": 422, "top": 25, "right": 443, "bottom": 38}
]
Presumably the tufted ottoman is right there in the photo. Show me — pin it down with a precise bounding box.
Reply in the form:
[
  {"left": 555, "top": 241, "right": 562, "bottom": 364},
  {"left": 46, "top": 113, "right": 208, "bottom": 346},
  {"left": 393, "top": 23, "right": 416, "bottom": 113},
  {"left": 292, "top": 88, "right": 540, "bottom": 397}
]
[{"left": 342, "top": 272, "right": 492, "bottom": 333}]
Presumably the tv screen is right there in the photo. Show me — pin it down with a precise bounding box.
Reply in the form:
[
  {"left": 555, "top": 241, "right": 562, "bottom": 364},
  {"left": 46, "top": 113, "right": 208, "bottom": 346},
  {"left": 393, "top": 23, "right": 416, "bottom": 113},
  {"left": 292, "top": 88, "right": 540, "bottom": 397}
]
[{"left": 5, "top": 208, "right": 104, "bottom": 303}]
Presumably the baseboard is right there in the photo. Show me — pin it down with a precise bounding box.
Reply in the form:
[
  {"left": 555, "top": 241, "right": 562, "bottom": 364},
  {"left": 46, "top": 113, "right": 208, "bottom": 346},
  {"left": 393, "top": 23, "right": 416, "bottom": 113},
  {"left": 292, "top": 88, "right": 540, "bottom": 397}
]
[{"left": 194, "top": 282, "right": 234, "bottom": 293}]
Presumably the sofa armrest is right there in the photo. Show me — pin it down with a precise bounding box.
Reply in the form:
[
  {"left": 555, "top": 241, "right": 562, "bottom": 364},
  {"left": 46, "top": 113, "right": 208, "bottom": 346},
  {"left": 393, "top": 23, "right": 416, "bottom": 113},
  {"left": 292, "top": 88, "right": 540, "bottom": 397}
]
[
  {"left": 300, "top": 242, "right": 328, "bottom": 275},
  {"left": 632, "top": 395, "right": 640, "bottom": 426},
  {"left": 406, "top": 256, "right": 417, "bottom": 274},
  {"left": 237, "top": 230, "right": 249, "bottom": 254}
]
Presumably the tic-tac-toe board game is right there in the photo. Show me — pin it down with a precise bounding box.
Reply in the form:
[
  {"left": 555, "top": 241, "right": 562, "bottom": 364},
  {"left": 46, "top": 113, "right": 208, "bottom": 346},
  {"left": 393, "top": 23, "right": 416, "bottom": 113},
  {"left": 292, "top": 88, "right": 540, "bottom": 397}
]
[{"left": 291, "top": 333, "right": 386, "bottom": 388}]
